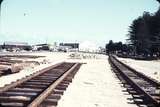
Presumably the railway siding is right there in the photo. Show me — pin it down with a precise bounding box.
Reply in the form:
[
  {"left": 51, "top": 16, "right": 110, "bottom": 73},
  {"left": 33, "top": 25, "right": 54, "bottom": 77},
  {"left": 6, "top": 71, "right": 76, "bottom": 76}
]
[
  {"left": 109, "top": 55, "right": 160, "bottom": 107},
  {"left": 0, "top": 62, "right": 82, "bottom": 107}
]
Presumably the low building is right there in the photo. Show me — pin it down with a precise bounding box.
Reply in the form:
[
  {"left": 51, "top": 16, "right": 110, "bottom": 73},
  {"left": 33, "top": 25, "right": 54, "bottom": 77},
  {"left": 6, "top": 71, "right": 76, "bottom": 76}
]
[
  {"left": 79, "top": 41, "right": 99, "bottom": 53},
  {"left": 33, "top": 43, "right": 59, "bottom": 51},
  {"left": 2, "top": 41, "right": 31, "bottom": 51},
  {"left": 59, "top": 43, "right": 79, "bottom": 52},
  {"left": 33, "top": 44, "right": 50, "bottom": 51}
]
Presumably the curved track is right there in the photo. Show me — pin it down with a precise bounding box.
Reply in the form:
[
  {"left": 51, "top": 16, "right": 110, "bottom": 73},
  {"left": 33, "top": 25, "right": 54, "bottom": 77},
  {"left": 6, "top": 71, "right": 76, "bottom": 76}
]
[
  {"left": 0, "top": 62, "right": 82, "bottom": 107},
  {"left": 109, "top": 55, "right": 160, "bottom": 107}
]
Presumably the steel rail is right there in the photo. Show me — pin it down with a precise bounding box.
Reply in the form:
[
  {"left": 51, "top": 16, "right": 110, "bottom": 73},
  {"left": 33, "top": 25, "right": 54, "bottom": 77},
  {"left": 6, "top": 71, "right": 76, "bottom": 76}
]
[
  {"left": 27, "top": 63, "right": 79, "bottom": 107},
  {"left": 0, "top": 62, "right": 81, "bottom": 107},
  {"left": 0, "top": 62, "right": 64, "bottom": 93},
  {"left": 109, "top": 55, "right": 160, "bottom": 107},
  {"left": 112, "top": 55, "right": 160, "bottom": 87}
]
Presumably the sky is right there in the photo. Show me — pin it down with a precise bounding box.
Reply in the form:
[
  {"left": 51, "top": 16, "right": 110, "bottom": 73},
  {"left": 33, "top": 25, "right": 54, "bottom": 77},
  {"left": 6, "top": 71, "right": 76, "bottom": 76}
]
[{"left": 0, "top": 0, "right": 159, "bottom": 46}]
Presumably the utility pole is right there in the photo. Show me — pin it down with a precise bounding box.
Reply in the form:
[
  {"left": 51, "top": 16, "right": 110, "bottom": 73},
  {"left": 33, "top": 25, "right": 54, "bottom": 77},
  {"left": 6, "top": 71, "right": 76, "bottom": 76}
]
[
  {"left": 0, "top": 0, "right": 3, "bottom": 32},
  {"left": 0, "top": 0, "right": 3, "bottom": 17},
  {"left": 0, "top": 0, "right": 3, "bottom": 6}
]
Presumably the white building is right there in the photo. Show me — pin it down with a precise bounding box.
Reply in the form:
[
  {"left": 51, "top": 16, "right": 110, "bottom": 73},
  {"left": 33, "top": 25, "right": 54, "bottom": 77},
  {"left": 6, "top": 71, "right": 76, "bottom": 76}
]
[{"left": 79, "top": 41, "right": 99, "bottom": 53}]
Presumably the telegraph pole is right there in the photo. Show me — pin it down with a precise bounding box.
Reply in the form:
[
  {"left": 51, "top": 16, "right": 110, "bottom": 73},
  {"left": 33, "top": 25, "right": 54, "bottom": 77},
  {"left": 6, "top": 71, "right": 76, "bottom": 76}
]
[
  {"left": 0, "top": 0, "right": 3, "bottom": 18},
  {"left": 0, "top": 0, "right": 3, "bottom": 8},
  {"left": 0, "top": 0, "right": 3, "bottom": 32}
]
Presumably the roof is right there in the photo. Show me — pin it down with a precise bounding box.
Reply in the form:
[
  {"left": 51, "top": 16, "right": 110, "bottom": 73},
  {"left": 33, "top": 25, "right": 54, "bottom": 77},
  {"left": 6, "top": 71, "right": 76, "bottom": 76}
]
[
  {"left": 4, "top": 41, "right": 28, "bottom": 46},
  {"left": 35, "top": 44, "right": 49, "bottom": 46}
]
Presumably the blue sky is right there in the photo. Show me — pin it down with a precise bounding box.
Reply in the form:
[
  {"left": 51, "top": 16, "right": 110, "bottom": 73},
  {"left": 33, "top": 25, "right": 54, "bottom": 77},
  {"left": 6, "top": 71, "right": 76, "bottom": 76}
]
[{"left": 0, "top": 0, "right": 159, "bottom": 46}]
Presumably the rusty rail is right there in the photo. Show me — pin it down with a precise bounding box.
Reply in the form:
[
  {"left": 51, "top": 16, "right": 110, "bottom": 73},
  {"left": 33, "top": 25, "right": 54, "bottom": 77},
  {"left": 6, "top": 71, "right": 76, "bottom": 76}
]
[
  {"left": 28, "top": 63, "right": 79, "bottom": 107},
  {"left": 0, "top": 62, "right": 82, "bottom": 107},
  {"left": 0, "top": 62, "right": 63, "bottom": 93},
  {"left": 109, "top": 55, "right": 160, "bottom": 107}
]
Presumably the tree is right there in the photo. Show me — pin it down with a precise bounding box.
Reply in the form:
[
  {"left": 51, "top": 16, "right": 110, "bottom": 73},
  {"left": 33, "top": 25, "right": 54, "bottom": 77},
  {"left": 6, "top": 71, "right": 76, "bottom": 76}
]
[
  {"left": 127, "top": 12, "right": 157, "bottom": 55},
  {"left": 0, "top": 0, "right": 3, "bottom": 4},
  {"left": 105, "top": 40, "right": 131, "bottom": 55},
  {"left": 156, "top": 0, "right": 160, "bottom": 3},
  {"left": 127, "top": 7, "right": 160, "bottom": 57},
  {"left": 106, "top": 40, "right": 114, "bottom": 53}
]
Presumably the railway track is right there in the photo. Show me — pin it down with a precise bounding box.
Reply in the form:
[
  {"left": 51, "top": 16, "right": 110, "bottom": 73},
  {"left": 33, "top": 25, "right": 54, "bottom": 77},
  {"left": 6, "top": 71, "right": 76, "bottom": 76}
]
[
  {"left": 0, "top": 55, "right": 41, "bottom": 76},
  {"left": 109, "top": 55, "right": 160, "bottom": 107},
  {"left": 0, "top": 62, "right": 82, "bottom": 107},
  {"left": 0, "top": 55, "right": 44, "bottom": 59}
]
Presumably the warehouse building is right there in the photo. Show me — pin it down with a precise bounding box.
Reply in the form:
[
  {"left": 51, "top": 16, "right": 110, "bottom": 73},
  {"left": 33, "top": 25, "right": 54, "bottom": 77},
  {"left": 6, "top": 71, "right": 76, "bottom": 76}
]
[
  {"left": 2, "top": 42, "right": 31, "bottom": 51},
  {"left": 59, "top": 43, "right": 79, "bottom": 52}
]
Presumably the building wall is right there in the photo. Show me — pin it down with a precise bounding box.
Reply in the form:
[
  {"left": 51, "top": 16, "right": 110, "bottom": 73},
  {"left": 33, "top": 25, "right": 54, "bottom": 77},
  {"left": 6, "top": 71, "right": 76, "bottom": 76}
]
[{"left": 59, "top": 43, "right": 79, "bottom": 49}]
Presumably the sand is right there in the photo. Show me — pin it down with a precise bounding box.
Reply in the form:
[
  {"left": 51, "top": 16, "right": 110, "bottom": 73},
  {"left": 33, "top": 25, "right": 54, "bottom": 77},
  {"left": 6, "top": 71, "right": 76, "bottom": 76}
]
[
  {"left": 0, "top": 52, "right": 138, "bottom": 107},
  {"left": 0, "top": 52, "right": 67, "bottom": 87},
  {"left": 57, "top": 54, "right": 137, "bottom": 107}
]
